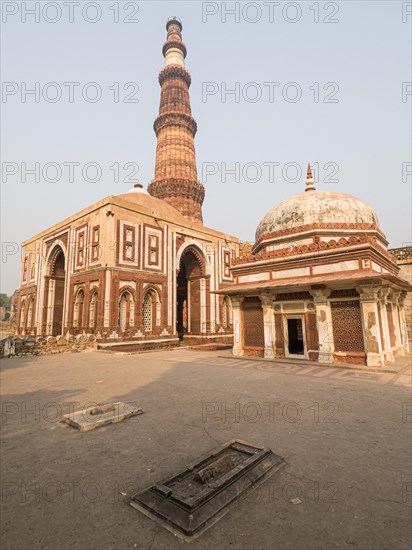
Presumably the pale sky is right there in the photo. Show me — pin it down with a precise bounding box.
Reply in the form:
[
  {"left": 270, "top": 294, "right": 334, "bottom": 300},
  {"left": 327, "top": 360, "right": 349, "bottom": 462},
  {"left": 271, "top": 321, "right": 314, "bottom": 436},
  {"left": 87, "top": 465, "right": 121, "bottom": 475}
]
[{"left": 1, "top": 0, "right": 411, "bottom": 295}]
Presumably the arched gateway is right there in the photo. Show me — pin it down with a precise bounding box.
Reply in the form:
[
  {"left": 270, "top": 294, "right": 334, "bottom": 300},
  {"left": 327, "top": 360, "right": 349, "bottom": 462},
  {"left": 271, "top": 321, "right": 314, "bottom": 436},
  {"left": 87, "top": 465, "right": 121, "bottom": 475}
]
[
  {"left": 176, "top": 246, "right": 208, "bottom": 340},
  {"left": 46, "top": 246, "right": 66, "bottom": 336}
]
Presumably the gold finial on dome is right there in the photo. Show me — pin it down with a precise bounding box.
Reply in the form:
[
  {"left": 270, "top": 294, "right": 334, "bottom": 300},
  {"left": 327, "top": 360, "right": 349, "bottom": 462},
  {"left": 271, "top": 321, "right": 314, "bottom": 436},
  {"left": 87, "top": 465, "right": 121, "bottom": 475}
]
[{"left": 305, "top": 162, "right": 316, "bottom": 192}]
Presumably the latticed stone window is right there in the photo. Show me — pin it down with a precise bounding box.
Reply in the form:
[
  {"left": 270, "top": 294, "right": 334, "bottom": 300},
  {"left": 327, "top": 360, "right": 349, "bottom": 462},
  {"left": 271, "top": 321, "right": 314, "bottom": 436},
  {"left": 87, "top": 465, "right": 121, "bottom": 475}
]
[
  {"left": 331, "top": 300, "right": 364, "bottom": 352},
  {"left": 143, "top": 292, "right": 153, "bottom": 332}
]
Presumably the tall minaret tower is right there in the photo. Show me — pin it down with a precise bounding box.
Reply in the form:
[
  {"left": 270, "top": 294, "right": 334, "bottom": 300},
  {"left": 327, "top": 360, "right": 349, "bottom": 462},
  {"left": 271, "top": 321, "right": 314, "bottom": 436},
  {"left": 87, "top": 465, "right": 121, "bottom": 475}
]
[{"left": 148, "top": 18, "right": 205, "bottom": 224}]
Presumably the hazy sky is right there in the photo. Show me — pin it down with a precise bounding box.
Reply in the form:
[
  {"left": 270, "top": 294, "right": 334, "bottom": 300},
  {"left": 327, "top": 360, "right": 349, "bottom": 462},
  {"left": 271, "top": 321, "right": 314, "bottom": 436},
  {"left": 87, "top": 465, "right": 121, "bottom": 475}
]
[{"left": 1, "top": 0, "right": 411, "bottom": 295}]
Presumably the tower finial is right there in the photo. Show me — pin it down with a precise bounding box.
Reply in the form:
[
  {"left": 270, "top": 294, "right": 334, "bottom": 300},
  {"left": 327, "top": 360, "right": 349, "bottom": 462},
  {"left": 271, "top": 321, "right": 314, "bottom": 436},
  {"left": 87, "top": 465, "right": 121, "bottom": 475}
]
[
  {"left": 163, "top": 17, "right": 186, "bottom": 68},
  {"left": 305, "top": 162, "right": 316, "bottom": 192}
]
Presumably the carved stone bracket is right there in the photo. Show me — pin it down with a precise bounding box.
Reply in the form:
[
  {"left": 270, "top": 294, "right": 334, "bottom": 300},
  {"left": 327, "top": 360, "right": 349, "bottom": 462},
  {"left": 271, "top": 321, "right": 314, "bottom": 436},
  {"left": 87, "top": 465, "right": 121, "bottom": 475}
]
[
  {"left": 309, "top": 287, "right": 332, "bottom": 304},
  {"left": 356, "top": 283, "right": 382, "bottom": 302}
]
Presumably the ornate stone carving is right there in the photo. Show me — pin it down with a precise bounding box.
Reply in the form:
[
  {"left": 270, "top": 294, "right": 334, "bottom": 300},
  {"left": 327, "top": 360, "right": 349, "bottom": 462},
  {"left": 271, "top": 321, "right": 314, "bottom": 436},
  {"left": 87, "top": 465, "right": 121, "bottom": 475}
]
[
  {"left": 233, "top": 233, "right": 397, "bottom": 267},
  {"left": 309, "top": 288, "right": 332, "bottom": 304},
  {"left": 356, "top": 284, "right": 381, "bottom": 302},
  {"left": 259, "top": 293, "right": 275, "bottom": 307},
  {"left": 230, "top": 295, "right": 244, "bottom": 308}
]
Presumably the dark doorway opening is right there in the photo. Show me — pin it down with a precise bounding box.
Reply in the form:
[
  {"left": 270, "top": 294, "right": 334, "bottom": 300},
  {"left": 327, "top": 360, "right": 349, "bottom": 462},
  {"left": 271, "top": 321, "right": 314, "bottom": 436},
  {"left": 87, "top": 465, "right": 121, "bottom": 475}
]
[
  {"left": 176, "top": 261, "right": 188, "bottom": 340},
  {"left": 176, "top": 248, "right": 204, "bottom": 340},
  {"left": 50, "top": 248, "right": 66, "bottom": 336},
  {"left": 287, "top": 318, "right": 304, "bottom": 355}
]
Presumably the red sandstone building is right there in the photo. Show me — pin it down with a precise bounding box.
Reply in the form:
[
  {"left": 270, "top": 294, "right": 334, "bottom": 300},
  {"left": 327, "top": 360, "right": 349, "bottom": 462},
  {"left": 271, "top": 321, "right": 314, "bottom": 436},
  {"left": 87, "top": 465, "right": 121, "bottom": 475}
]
[{"left": 16, "top": 19, "right": 239, "bottom": 349}]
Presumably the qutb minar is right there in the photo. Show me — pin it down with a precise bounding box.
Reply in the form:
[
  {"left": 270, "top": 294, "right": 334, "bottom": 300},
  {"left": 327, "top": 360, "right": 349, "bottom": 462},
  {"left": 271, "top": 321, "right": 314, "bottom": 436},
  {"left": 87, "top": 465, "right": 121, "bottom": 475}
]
[{"left": 148, "top": 18, "right": 205, "bottom": 224}]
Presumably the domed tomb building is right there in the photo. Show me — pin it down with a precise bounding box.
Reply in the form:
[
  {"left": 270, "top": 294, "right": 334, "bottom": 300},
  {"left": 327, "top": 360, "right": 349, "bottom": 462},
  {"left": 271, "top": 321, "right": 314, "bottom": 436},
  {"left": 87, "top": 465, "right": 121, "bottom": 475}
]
[
  {"left": 16, "top": 19, "right": 239, "bottom": 348},
  {"left": 220, "top": 166, "right": 411, "bottom": 367}
]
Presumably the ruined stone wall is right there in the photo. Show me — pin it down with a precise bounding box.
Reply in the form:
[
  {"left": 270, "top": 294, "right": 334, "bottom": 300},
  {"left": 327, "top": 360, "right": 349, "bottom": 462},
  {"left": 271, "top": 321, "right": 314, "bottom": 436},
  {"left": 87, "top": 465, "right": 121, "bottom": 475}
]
[
  {"left": 0, "top": 334, "right": 97, "bottom": 358},
  {"left": 389, "top": 246, "right": 412, "bottom": 342},
  {"left": 398, "top": 263, "right": 412, "bottom": 341}
]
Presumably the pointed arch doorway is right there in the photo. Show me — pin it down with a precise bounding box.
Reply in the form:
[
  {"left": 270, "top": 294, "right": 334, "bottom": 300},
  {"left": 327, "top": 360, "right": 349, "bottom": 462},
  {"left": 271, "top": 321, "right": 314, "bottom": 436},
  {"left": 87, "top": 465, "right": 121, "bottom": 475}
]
[
  {"left": 176, "top": 247, "right": 208, "bottom": 340},
  {"left": 46, "top": 246, "right": 66, "bottom": 336}
]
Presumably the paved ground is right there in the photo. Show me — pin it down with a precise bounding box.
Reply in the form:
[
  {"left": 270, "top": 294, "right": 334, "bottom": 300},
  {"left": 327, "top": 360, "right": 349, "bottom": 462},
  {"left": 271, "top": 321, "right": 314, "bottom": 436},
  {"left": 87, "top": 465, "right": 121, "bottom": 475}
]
[{"left": 1, "top": 349, "right": 411, "bottom": 550}]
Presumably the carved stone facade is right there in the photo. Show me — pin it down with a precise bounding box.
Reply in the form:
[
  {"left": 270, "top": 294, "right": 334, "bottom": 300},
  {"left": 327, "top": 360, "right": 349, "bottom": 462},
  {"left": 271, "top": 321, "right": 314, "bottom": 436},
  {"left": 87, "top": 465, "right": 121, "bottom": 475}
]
[
  {"left": 16, "top": 18, "right": 239, "bottom": 349},
  {"left": 220, "top": 166, "right": 411, "bottom": 368}
]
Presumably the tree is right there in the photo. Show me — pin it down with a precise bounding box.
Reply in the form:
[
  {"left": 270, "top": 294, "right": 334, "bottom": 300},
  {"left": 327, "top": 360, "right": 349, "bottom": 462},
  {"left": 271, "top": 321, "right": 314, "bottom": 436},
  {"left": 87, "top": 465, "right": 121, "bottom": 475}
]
[{"left": 0, "top": 294, "right": 11, "bottom": 310}]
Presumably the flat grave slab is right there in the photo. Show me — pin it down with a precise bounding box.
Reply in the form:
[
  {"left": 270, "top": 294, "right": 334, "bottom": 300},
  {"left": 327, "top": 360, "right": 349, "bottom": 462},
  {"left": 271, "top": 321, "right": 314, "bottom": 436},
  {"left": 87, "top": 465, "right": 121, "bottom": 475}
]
[
  {"left": 61, "top": 402, "right": 143, "bottom": 432},
  {"left": 130, "top": 439, "right": 285, "bottom": 540}
]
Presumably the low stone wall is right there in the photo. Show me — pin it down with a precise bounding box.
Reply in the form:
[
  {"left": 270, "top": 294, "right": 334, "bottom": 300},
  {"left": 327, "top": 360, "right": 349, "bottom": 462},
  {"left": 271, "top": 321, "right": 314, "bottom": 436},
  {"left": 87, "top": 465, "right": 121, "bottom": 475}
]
[{"left": 0, "top": 334, "right": 97, "bottom": 358}]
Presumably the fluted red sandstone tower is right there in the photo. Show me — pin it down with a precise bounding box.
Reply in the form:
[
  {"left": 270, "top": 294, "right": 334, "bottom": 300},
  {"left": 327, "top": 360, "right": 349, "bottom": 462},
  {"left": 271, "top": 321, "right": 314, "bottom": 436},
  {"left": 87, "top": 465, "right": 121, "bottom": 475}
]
[{"left": 148, "top": 18, "right": 205, "bottom": 224}]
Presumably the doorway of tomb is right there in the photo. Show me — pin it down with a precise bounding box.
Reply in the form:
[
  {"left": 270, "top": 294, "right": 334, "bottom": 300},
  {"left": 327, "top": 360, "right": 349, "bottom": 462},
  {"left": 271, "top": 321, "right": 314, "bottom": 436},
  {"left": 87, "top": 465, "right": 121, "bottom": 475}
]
[
  {"left": 176, "top": 247, "right": 206, "bottom": 340},
  {"left": 48, "top": 246, "right": 66, "bottom": 336},
  {"left": 285, "top": 317, "right": 306, "bottom": 357}
]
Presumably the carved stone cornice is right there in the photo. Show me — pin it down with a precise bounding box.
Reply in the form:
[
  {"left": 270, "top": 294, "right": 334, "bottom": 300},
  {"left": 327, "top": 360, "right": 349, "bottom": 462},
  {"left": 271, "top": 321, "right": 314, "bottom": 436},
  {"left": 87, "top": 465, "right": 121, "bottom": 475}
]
[
  {"left": 233, "top": 234, "right": 398, "bottom": 267},
  {"left": 154, "top": 113, "right": 197, "bottom": 137},
  {"left": 162, "top": 40, "right": 187, "bottom": 59},
  {"left": 148, "top": 179, "right": 205, "bottom": 205},
  {"left": 159, "top": 65, "right": 191, "bottom": 87},
  {"left": 256, "top": 222, "right": 387, "bottom": 245}
]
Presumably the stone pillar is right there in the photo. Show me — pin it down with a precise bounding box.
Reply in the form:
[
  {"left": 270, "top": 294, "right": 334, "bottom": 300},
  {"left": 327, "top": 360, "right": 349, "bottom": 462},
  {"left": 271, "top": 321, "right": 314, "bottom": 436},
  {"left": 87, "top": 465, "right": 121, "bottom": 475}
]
[
  {"left": 200, "top": 277, "right": 207, "bottom": 334},
  {"left": 390, "top": 290, "right": 404, "bottom": 355},
  {"left": 310, "top": 288, "right": 334, "bottom": 363},
  {"left": 399, "top": 292, "right": 410, "bottom": 353},
  {"left": 356, "top": 285, "right": 384, "bottom": 367},
  {"left": 378, "top": 288, "right": 394, "bottom": 362},
  {"left": 231, "top": 295, "right": 244, "bottom": 356},
  {"left": 46, "top": 279, "right": 55, "bottom": 336},
  {"left": 259, "top": 293, "right": 276, "bottom": 359}
]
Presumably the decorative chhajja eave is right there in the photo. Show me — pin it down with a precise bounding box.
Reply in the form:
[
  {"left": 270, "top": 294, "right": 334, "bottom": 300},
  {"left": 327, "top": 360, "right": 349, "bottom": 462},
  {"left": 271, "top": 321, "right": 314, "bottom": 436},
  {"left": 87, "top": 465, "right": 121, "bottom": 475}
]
[
  {"left": 233, "top": 234, "right": 398, "bottom": 271},
  {"left": 254, "top": 222, "right": 387, "bottom": 250}
]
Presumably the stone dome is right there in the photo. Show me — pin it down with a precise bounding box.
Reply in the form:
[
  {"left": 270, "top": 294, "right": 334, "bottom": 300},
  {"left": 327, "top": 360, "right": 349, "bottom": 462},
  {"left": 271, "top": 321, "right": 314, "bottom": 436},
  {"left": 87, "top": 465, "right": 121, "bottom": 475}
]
[
  {"left": 116, "top": 184, "right": 188, "bottom": 223},
  {"left": 255, "top": 189, "right": 380, "bottom": 242}
]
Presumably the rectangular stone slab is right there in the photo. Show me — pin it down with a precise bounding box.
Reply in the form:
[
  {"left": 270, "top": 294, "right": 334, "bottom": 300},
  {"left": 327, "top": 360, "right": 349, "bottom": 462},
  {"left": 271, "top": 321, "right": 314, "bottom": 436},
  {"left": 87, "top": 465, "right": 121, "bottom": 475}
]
[
  {"left": 61, "top": 402, "right": 143, "bottom": 432},
  {"left": 130, "top": 439, "right": 285, "bottom": 540}
]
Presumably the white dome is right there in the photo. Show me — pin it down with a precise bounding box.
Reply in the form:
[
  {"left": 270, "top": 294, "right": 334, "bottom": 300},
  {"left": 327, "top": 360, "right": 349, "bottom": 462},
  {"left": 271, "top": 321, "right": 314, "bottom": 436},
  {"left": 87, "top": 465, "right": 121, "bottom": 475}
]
[
  {"left": 255, "top": 189, "right": 380, "bottom": 242},
  {"left": 126, "top": 184, "right": 149, "bottom": 196}
]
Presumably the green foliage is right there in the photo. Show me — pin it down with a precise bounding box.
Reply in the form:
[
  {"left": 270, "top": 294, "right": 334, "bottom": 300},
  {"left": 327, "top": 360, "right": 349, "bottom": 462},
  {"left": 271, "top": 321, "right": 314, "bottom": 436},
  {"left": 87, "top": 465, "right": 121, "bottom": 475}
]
[{"left": 0, "top": 294, "right": 11, "bottom": 310}]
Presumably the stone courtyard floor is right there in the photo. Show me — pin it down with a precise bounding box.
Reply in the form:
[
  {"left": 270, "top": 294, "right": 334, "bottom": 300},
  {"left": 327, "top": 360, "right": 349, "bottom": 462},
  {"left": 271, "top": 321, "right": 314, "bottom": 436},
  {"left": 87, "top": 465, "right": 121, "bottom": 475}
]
[{"left": 1, "top": 349, "right": 411, "bottom": 550}]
